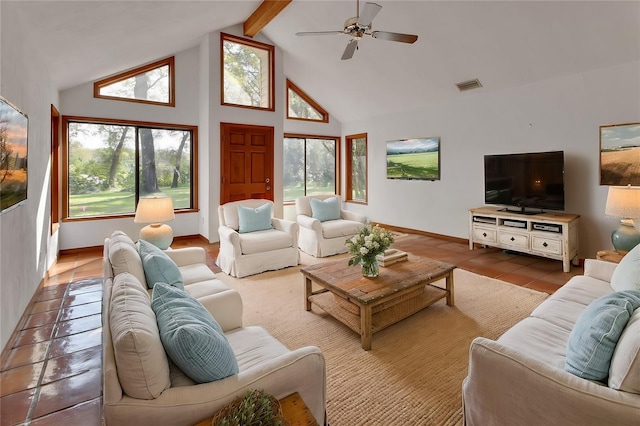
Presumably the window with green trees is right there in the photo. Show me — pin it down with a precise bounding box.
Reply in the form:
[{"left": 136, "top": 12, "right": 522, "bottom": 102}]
[
  {"left": 222, "top": 33, "right": 274, "bottom": 110},
  {"left": 346, "top": 133, "right": 367, "bottom": 203},
  {"left": 286, "top": 79, "right": 328, "bottom": 122},
  {"left": 283, "top": 135, "right": 339, "bottom": 202},
  {"left": 93, "top": 57, "right": 174, "bottom": 106},
  {"left": 63, "top": 117, "right": 196, "bottom": 219}
]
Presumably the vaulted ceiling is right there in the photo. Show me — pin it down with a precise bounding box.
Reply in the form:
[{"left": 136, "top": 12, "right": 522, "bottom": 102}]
[{"left": 8, "top": 0, "right": 640, "bottom": 123}]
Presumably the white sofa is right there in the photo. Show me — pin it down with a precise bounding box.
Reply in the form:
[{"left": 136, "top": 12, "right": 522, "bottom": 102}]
[
  {"left": 102, "top": 231, "right": 326, "bottom": 425},
  {"left": 462, "top": 258, "right": 640, "bottom": 425},
  {"left": 217, "top": 199, "right": 299, "bottom": 278},
  {"left": 295, "top": 194, "right": 367, "bottom": 257}
]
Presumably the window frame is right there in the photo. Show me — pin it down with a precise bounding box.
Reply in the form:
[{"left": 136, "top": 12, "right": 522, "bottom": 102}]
[
  {"left": 283, "top": 133, "right": 340, "bottom": 204},
  {"left": 220, "top": 32, "right": 275, "bottom": 111},
  {"left": 61, "top": 115, "right": 198, "bottom": 221},
  {"left": 345, "top": 133, "right": 368, "bottom": 204},
  {"left": 286, "top": 79, "right": 329, "bottom": 123},
  {"left": 50, "top": 104, "right": 61, "bottom": 234},
  {"left": 93, "top": 56, "right": 175, "bottom": 107}
]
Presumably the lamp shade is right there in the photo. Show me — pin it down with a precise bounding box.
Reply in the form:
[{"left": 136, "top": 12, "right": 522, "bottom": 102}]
[
  {"left": 134, "top": 196, "right": 175, "bottom": 224},
  {"left": 605, "top": 186, "right": 640, "bottom": 219}
]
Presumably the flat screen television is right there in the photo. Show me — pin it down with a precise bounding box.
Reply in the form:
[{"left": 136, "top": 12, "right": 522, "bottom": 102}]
[{"left": 484, "top": 150, "right": 565, "bottom": 213}]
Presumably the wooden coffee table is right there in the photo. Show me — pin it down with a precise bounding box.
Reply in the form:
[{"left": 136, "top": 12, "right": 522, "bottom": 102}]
[{"left": 301, "top": 256, "right": 456, "bottom": 350}]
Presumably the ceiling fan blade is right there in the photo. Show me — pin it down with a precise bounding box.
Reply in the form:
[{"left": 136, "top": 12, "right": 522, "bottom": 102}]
[
  {"left": 358, "top": 2, "right": 382, "bottom": 27},
  {"left": 341, "top": 39, "right": 358, "bottom": 60},
  {"left": 296, "top": 31, "right": 345, "bottom": 36},
  {"left": 371, "top": 31, "right": 418, "bottom": 44}
]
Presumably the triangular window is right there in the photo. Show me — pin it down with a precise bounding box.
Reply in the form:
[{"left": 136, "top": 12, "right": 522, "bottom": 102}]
[
  {"left": 93, "top": 57, "right": 174, "bottom": 106},
  {"left": 286, "top": 79, "right": 329, "bottom": 123}
]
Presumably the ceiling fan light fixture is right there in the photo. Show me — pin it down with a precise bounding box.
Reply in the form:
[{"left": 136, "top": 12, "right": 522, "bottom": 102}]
[{"left": 296, "top": 1, "right": 418, "bottom": 60}]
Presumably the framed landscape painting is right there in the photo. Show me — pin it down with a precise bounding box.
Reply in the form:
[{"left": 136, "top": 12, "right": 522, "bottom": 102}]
[
  {"left": 386, "top": 137, "right": 440, "bottom": 181},
  {"left": 600, "top": 122, "right": 640, "bottom": 186},
  {"left": 0, "top": 97, "right": 28, "bottom": 213}
]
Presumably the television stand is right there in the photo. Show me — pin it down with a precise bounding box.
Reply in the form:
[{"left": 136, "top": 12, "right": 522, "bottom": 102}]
[
  {"left": 470, "top": 206, "right": 580, "bottom": 272},
  {"left": 499, "top": 207, "right": 544, "bottom": 216}
]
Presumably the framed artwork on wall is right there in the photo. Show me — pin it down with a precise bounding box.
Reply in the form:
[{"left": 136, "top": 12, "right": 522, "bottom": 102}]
[
  {"left": 0, "top": 96, "right": 28, "bottom": 213},
  {"left": 386, "top": 137, "right": 440, "bottom": 181},
  {"left": 600, "top": 122, "right": 640, "bottom": 186}
]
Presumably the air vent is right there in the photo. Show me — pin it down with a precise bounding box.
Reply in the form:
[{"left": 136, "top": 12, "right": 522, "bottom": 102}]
[{"left": 456, "top": 79, "right": 483, "bottom": 92}]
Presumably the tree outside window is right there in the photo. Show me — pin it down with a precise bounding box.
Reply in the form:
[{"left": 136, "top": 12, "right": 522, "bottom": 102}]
[
  {"left": 64, "top": 119, "right": 195, "bottom": 219},
  {"left": 93, "top": 57, "right": 174, "bottom": 106},
  {"left": 283, "top": 135, "right": 338, "bottom": 202},
  {"left": 346, "top": 133, "right": 367, "bottom": 203},
  {"left": 222, "top": 33, "right": 274, "bottom": 110}
]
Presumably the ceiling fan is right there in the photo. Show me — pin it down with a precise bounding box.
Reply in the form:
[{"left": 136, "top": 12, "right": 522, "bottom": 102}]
[{"left": 295, "top": 0, "right": 418, "bottom": 60}]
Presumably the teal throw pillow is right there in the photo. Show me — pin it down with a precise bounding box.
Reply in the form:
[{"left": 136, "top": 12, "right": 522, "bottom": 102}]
[
  {"left": 138, "top": 239, "right": 184, "bottom": 290},
  {"left": 310, "top": 197, "right": 340, "bottom": 222},
  {"left": 151, "top": 282, "right": 239, "bottom": 383},
  {"left": 565, "top": 290, "right": 640, "bottom": 381},
  {"left": 611, "top": 244, "right": 640, "bottom": 292},
  {"left": 238, "top": 203, "right": 273, "bottom": 233}
]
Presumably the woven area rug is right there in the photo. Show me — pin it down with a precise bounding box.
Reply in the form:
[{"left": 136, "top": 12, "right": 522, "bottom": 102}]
[{"left": 215, "top": 254, "right": 548, "bottom": 426}]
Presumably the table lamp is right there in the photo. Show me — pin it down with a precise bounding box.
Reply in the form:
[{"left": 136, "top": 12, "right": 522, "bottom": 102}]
[
  {"left": 134, "top": 196, "right": 175, "bottom": 250},
  {"left": 605, "top": 185, "right": 640, "bottom": 253}
]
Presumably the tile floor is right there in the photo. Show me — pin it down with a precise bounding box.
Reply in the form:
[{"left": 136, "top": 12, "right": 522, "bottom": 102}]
[{"left": 0, "top": 233, "right": 583, "bottom": 425}]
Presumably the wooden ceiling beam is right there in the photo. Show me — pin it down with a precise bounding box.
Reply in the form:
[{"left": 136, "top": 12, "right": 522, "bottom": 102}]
[{"left": 243, "top": 0, "right": 292, "bottom": 37}]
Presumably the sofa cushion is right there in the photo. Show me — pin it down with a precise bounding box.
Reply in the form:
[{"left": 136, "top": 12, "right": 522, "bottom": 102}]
[
  {"left": 239, "top": 229, "right": 294, "bottom": 255},
  {"left": 179, "top": 263, "right": 217, "bottom": 285},
  {"left": 565, "top": 290, "right": 640, "bottom": 381},
  {"left": 238, "top": 203, "right": 273, "bottom": 233},
  {"left": 321, "top": 219, "right": 364, "bottom": 239},
  {"left": 138, "top": 239, "right": 184, "bottom": 290},
  {"left": 151, "top": 282, "right": 239, "bottom": 383},
  {"left": 310, "top": 197, "right": 340, "bottom": 222},
  {"left": 497, "top": 317, "right": 570, "bottom": 370},
  {"left": 611, "top": 244, "right": 640, "bottom": 292},
  {"left": 530, "top": 276, "right": 613, "bottom": 331},
  {"left": 225, "top": 326, "right": 290, "bottom": 371},
  {"left": 110, "top": 272, "right": 171, "bottom": 399},
  {"left": 108, "top": 231, "right": 146, "bottom": 285},
  {"left": 609, "top": 308, "right": 640, "bottom": 393}
]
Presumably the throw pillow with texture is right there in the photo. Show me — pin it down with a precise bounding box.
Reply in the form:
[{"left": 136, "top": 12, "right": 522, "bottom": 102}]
[
  {"left": 110, "top": 272, "right": 171, "bottom": 399},
  {"left": 611, "top": 244, "right": 640, "bottom": 292},
  {"left": 151, "top": 282, "right": 239, "bottom": 383},
  {"left": 310, "top": 197, "right": 340, "bottom": 222},
  {"left": 565, "top": 290, "right": 640, "bottom": 381},
  {"left": 138, "top": 239, "right": 184, "bottom": 290},
  {"left": 238, "top": 203, "right": 273, "bottom": 233},
  {"left": 609, "top": 307, "right": 640, "bottom": 393}
]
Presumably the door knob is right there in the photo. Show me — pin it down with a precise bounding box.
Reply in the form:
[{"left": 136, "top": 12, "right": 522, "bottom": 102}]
[{"left": 266, "top": 186, "right": 271, "bottom": 190}]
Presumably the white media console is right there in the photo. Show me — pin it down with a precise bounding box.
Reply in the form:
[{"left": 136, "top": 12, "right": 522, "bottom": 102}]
[{"left": 469, "top": 206, "right": 580, "bottom": 272}]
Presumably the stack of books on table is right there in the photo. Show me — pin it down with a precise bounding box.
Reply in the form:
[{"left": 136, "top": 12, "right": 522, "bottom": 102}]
[{"left": 376, "top": 249, "right": 408, "bottom": 267}]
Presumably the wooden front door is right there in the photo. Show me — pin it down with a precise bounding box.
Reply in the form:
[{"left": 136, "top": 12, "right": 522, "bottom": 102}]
[{"left": 220, "top": 122, "right": 274, "bottom": 203}]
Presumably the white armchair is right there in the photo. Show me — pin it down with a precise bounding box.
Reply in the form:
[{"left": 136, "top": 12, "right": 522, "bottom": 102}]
[
  {"left": 295, "top": 194, "right": 367, "bottom": 258},
  {"left": 216, "top": 199, "right": 299, "bottom": 278}
]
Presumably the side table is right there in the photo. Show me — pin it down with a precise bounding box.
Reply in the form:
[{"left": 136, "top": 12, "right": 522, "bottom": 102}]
[
  {"left": 194, "top": 392, "right": 318, "bottom": 426},
  {"left": 596, "top": 250, "right": 625, "bottom": 264}
]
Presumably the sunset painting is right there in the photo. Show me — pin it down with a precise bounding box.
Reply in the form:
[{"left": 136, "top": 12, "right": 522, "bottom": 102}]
[{"left": 0, "top": 97, "right": 28, "bottom": 212}]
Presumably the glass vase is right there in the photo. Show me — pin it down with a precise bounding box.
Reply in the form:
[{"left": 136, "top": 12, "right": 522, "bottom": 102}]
[{"left": 360, "top": 257, "right": 379, "bottom": 278}]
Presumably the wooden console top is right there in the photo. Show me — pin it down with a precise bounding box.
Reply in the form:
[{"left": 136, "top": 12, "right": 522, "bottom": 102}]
[{"left": 470, "top": 206, "right": 579, "bottom": 224}]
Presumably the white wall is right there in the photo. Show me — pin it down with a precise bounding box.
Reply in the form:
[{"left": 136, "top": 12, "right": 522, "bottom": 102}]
[
  {"left": 59, "top": 48, "right": 202, "bottom": 249},
  {"left": 0, "top": 2, "right": 60, "bottom": 352},
  {"left": 342, "top": 60, "right": 640, "bottom": 259}
]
